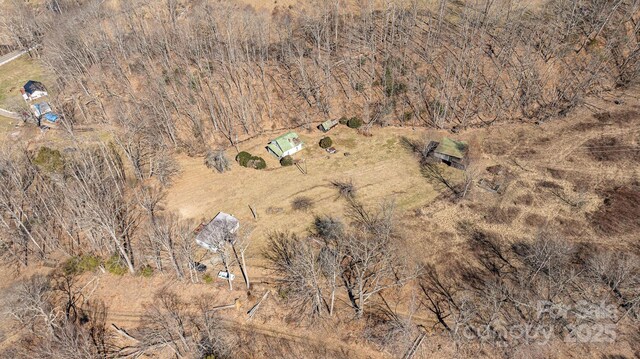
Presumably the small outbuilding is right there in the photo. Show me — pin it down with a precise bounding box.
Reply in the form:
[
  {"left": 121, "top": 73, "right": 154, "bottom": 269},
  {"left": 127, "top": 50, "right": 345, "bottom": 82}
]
[
  {"left": 266, "top": 131, "right": 304, "bottom": 159},
  {"left": 429, "top": 137, "right": 468, "bottom": 169},
  {"left": 194, "top": 212, "right": 239, "bottom": 252},
  {"left": 318, "top": 119, "right": 338, "bottom": 132},
  {"left": 32, "top": 102, "right": 52, "bottom": 118},
  {"left": 21, "top": 80, "right": 48, "bottom": 101}
]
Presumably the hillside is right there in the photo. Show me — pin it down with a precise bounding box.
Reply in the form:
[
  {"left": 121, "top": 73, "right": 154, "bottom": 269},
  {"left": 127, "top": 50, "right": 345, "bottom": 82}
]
[{"left": 0, "top": 0, "right": 638, "bottom": 358}]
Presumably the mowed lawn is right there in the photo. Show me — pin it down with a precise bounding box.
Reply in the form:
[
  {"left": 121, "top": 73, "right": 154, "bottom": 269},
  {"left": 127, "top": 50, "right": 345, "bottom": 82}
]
[
  {"left": 0, "top": 55, "right": 52, "bottom": 108},
  {"left": 165, "top": 126, "right": 438, "bottom": 254}
]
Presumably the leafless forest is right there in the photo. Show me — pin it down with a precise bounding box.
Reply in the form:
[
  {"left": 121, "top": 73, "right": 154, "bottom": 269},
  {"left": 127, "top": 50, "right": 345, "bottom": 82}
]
[{"left": 0, "top": 0, "right": 639, "bottom": 358}]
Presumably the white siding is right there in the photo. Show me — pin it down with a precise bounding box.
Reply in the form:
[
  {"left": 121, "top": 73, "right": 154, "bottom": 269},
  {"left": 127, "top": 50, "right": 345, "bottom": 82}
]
[
  {"left": 28, "top": 91, "right": 48, "bottom": 101},
  {"left": 282, "top": 144, "right": 303, "bottom": 157}
]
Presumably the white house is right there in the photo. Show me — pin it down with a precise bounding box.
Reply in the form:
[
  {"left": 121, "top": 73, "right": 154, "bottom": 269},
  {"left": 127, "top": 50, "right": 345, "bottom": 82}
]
[
  {"left": 194, "top": 212, "right": 239, "bottom": 252},
  {"left": 22, "top": 80, "right": 48, "bottom": 101},
  {"left": 266, "top": 131, "right": 304, "bottom": 159}
]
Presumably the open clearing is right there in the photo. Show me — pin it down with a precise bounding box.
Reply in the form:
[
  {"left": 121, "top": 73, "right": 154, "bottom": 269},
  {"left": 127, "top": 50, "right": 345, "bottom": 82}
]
[
  {"left": 0, "top": 115, "right": 14, "bottom": 134},
  {"left": 166, "top": 126, "right": 439, "bottom": 254},
  {"left": 0, "top": 55, "right": 51, "bottom": 108},
  {"left": 166, "top": 87, "right": 640, "bottom": 264}
]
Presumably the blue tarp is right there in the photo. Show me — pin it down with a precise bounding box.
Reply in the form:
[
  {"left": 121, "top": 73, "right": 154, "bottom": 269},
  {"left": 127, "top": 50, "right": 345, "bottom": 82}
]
[{"left": 43, "top": 113, "right": 59, "bottom": 122}]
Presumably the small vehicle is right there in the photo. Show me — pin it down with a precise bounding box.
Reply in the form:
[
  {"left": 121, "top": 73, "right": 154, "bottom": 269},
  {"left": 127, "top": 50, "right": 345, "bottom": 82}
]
[
  {"left": 326, "top": 147, "right": 337, "bottom": 154},
  {"left": 190, "top": 262, "right": 207, "bottom": 272},
  {"left": 218, "top": 271, "right": 235, "bottom": 280}
]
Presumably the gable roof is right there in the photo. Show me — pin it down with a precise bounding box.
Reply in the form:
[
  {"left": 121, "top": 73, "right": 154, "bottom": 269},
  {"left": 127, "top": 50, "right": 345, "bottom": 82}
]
[
  {"left": 267, "top": 131, "right": 302, "bottom": 157},
  {"left": 435, "top": 137, "right": 467, "bottom": 159},
  {"left": 24, "top": 80, "right": 46, "bottom": 95},
  {"left": 33, "top": 102, "right": 52, "bottom": 117},
  {"left": 195, "top": 212, "right": 239, "bottom": 251},
  {"left": 319, "top": 119, "right": 338, "bottom": 131}
]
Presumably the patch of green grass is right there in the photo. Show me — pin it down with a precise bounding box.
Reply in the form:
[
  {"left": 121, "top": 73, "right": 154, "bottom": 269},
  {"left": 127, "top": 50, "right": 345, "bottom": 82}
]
[
  {"left": 202, "top": 273, "right": 214, "bottom": 284},
  {"left": 0, "top": 55, "right": 53, "bottom": 107},
  {"left": 33, "top": 146, "right": 64, "bottom": 173},
  {"left": 105, "top": 254, "right": 128, "bottom": 276},
  {"left": 139, "top": 265, "right": 154, "bottom": 278},
  {"left": 63, "top": 254, "right": 101, "bottom": 275}
]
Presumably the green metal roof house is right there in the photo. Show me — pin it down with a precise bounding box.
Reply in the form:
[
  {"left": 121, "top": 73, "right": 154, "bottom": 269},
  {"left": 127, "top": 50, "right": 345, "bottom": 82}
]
[
  {"left": 431, "top": 137, "right": 468, "bottom": 169},
  {"left": 266, "top": 132, "right": 304, "bottom": 159}
]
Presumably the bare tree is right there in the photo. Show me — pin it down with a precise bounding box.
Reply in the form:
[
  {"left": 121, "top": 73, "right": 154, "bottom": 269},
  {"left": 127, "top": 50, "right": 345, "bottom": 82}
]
[
  {"left": 65, "top": 145, "right": 140, "bottom": 274},
  {"left": 205, "top": 149, "right": 231, "bottom": 173}
]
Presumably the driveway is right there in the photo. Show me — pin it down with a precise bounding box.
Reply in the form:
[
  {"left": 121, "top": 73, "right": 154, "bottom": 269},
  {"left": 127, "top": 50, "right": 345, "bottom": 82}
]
[
  {"left": 0, "top": 108, "right": 20, "bottom": 120},
  {"left": 0, "top": 49, "right": 28, "bottom": 67}
]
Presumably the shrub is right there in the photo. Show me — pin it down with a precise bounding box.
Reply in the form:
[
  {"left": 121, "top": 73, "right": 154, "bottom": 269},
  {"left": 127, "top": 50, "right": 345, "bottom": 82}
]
[
  {"left": 105, "top": 254, "right": 128, "bottom": 276},
  {"left": 63, "top": 255, "right": 100, "bottom": 275},
  {"left": 139, "top": 265, "right": 154, "bottom": 278},
  {"left": 236, "top": 151, "right": 252, "bottom": 167},
  {"left": 205, "top": 149, "right": 230, "bottom": 173},
  {"left": 280, "top": 155, "right": 294, "bottom": 166},
  {"left": 319, "top": 137, "right": 333, "bottom": 149},
  {"left": 347, "top": 117, "right": 363, "bottom": 129},
  {"left": 33, "top": 146, "right": 64, "bottom": 172},
  {"left": 248, "top": 156, "right": 266, "bottom": 170},
  {"left": 292, "top": 196, "right": 314, "bottom": 211},
  {"left": 314, "top": 216, "right": 343, "bottom": 239},
  {"left": 403, "top": 111, "right": 413, "bottom": 122},
  {"left": 331, "top": 179, "right": 356, "bottom": 199},
  {"left": 202, "top": 273, "right": 214, "bottom": 284},
  {"left": 338, "top": 116, "right": 349, "bottom": 125}
]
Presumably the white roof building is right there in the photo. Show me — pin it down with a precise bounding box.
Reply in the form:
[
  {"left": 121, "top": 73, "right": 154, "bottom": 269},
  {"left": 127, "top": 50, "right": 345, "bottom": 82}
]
[{"left": 195, "top": 212, "right": 239, "bottom": 252}]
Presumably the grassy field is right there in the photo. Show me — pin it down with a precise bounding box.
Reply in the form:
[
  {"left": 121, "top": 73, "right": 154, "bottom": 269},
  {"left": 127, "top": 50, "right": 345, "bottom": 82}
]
[
  {"left": 0, "top": 55, "right": 52, "bottom": 108},
  {"left": 0, "top": 115, "right": 14, "bottom": 133},
  {"left": 166, "top": 126, "right": 440, "bottom": 255}
]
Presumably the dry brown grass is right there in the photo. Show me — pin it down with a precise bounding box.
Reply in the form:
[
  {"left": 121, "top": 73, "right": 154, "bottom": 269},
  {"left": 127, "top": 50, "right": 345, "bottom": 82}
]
[
  {"left": 485, "top": 164, "right": 505, "bottom": 175},
  {"left": 513, "top": 193, "right": 534, "bottom": 206},
  {"left": 524, "top": 213, "right": 546, "bottom": 227},
  {"left": 584, "top": 136, "right": 639, "bottom": 162},
  {"left": 591, "top": 183, "right": 640, "bottom": 235},
  {"left": 553, "top": 216, "right": 585, "bottom": 238},
  {"left": 536, "top": 180, "right": 563, "bottom": 190},
  {"left": 483, "top": 206, "right": 521, "bottom": 225},
  {"left": 164, "top": 126, "right": 439, "bottom": 257},
  {"left": 592, "top": 110, "right": 640, "bottom": 126}
]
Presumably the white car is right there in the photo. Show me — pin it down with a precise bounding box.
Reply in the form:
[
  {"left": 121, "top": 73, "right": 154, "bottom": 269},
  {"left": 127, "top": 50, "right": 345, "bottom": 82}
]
[{"left": 218, "top": 271, "right": 235, "bottom": 280}]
